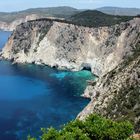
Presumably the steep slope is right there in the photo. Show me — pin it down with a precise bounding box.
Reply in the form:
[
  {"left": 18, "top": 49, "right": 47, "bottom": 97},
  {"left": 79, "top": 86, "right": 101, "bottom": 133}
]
[
  {"left": 1, "top": 18, "right": 140, "bottom": 77},
  {"left": 78, "top": 40, "right": 140, "bottom": 132},
  {"left": 97, "top": 7, "right": 140, "bottom": 16}
]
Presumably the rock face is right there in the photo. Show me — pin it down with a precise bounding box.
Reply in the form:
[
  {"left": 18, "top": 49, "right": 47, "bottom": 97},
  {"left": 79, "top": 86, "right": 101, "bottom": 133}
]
[
  {"left": 1, "top": 18, "right": 140, "bottom": 131},
  {"left": 0, "top": 14, "right": 40, "bottom": 31},
  {"left": 78, "top": 37, "right": 140, "bottom": 132},
  {"left": 1, "top": 18, "right": 140, "bottom": 76}
]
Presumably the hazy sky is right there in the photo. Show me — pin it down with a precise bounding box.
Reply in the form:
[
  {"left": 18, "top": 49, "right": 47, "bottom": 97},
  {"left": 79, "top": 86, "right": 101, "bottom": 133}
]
[{"left": 0, "top": 0, "right": 140, "bottom": 12}]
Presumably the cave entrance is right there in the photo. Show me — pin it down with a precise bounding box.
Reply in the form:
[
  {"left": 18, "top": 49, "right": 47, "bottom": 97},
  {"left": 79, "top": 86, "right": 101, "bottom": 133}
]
[{"left": 81, "top": 63, "right": 92, "bottom": 72}]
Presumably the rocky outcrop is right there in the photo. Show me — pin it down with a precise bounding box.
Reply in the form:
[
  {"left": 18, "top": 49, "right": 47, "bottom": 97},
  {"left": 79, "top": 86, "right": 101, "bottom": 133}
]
[
  {"left": 1, "top": 18, "right": 140, "bottom": 76},
  {"left": 0, "top": 14, "right": 40, "bottom": 31}
]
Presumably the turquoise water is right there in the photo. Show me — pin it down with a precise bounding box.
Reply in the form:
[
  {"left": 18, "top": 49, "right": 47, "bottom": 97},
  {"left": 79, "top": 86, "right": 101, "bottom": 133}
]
[{"left": 0, "top": 31, "right": 95, "bottom": 140}]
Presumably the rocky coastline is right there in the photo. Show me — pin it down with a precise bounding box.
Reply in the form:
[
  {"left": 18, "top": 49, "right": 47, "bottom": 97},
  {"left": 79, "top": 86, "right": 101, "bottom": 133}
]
[{"left": 1, "top": 17, "right": 140, "bottom": 131}]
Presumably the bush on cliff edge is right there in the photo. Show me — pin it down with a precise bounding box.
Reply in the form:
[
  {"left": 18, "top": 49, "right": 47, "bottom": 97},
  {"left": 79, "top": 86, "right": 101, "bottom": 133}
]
[{"left": 28, "top": 114, "right": 133, "bottom": 140}]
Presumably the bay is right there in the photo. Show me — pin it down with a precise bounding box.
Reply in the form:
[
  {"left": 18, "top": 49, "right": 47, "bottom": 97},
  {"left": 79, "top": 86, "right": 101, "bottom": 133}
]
[{"left": 0, "top": 31, "right": 95, "bottom": 140}]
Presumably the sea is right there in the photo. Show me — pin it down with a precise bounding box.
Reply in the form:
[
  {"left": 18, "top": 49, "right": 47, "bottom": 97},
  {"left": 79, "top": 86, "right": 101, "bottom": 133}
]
[{"left": 0, "top": 31, "right": 95, "bottom": 140}]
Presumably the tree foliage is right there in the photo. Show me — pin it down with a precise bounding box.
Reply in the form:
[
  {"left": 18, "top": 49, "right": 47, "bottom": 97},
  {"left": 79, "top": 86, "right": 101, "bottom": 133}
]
[
  {"left": 28, "top": 114, "right": 134, "bottom": 140},
  {"left": 68, "top": 10, "right": 134, "bottom": 27}
]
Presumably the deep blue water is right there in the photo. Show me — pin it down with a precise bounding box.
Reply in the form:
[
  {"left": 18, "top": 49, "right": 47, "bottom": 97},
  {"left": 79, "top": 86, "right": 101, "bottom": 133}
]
[
  {"left": 0, "top": 31, "right": 94, "bottom": 140},
  {"left": 0, "top": 31, "right": 11, "bottom": 49}
]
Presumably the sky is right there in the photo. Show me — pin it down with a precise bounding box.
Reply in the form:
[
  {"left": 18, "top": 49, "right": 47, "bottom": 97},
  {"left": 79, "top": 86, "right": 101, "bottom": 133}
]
[{"left": 0, "top": 0, "right": 140, "bottom": 12}]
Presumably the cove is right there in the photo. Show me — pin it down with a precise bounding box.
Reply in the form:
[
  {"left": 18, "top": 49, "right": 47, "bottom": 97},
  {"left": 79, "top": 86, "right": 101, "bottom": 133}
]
[{"left": 0, "top": 31, "right": 95, "bottom": 140}]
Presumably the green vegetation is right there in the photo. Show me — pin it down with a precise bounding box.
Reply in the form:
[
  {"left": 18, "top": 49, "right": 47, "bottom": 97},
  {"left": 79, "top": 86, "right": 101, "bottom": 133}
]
[
  {"left": 28, "top": 114, "right": 133, "bottom": 140},
  {"left": 68, "top": 10, "right": 134, "bottom": 27}
]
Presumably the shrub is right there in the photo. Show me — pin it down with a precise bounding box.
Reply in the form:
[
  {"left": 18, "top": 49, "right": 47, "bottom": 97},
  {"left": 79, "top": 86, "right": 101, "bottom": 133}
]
[{"left": 28, "top": 114, "right": 134, "bottom": 140}]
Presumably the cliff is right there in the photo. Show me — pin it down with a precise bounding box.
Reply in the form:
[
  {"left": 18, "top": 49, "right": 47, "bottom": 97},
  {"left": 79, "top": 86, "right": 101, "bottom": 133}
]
[
  {"left": 1, "top": 18, "right": 140, "bottom": 131},
  {"left": 78, "top": 36, "right": 140, "bottom": 132},
  {"left": 1, "top": 18, "right": 140, "bottom": 76}
]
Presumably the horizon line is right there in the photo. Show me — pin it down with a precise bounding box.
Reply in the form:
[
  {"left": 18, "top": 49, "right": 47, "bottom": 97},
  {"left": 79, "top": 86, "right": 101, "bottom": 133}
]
[{"left": 0, "top": 5, "right": 140, "bottom": 13}]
